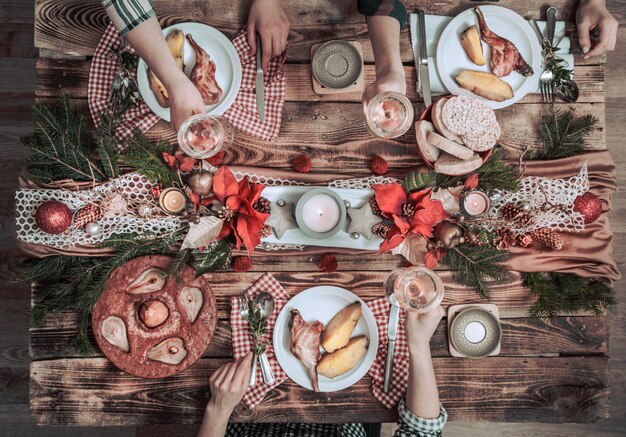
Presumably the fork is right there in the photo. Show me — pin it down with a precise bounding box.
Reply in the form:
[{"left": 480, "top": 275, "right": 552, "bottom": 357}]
[
  {"left": 237, "top": 294, "right": 258, "bottom": 386},
  {"left": 531, "top": 8, "right": 558, "bottom": 102}
]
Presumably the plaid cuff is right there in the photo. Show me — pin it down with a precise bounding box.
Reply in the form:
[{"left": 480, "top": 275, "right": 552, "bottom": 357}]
[
  {"left": 101, "top": 0, "right": 156, "bottom": 37},
  {"left": 396, "top": 398, "right": 447, "bottom": 436},
  {"left": 358, "top": 0, "right": 408, "bottom": 29}
]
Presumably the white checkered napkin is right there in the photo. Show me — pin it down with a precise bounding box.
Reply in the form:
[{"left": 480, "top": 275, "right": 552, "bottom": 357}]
[
  {"left": 88, "top": 23, "right": 160, "bottom": 144},
  {"left": 223, "top": 29, "right": 287, "bottom": 141},
  {"left": 230, "top": 273, "right": 290, "bottom": 409},
  {"left": 366, "top": 296, "right": 410, "bottom": 409}
]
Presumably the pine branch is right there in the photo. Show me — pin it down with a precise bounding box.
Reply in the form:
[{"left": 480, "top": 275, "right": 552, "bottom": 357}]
[
  {"left": 533, "top": 105, "right": 598, "bottom": 160},
  {"left": 95, "top": 113, "right": 121, "bottom": 179},
  {"left": 436, "top": 148, "right": 520, "bottom": 193},
  {"left": 169, "top": 248, "right": 192, "bottom": 284},
  {"left": 443, "top": 244, "right": 509, "bottom": 298},
  {"left": 523, "top": 272, "right": 615, "bottom": 318},
  {"left": 192, "top": 239, "right": 233, "bottom": 276},
  {"left": 117, "top": 131, "right": 179, "bottom": 186}
]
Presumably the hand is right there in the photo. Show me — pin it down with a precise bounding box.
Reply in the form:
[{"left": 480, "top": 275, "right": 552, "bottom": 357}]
[
  {"left": 361, "top": 69, "right": 406, "bottom": 113},
  {"left": 247, "top": 0, "right": 290, "bottom": 71},
  {"left": 207, "top": 352, "right": 253, "bottom": 417},
  {"left": 405, "top": 305, "right": 445, "bottom": 352},
  {"left": 166, "top": 76, "right": 206, "bottom": 132},
  {"left": 576, "top": 0, "right": 618, "bottom": 58}
]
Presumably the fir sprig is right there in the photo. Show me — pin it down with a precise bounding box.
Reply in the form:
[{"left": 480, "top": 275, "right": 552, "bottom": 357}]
[
  {"left": 436, "top": 147, "right": 520, "bottom": 193},
  {"left": 532, "top": 105, "right": 598, "bottom": 160},
  {"left": 523, "top": 272, "right": 615, "bottom": 318},
  {"left": 247, "top": 300, "right": 268, "bottom": 356},
  {"left": 443, "top": 244, "right": 509, "bottom": 298},
  {"left": 118, "top": 130, "right": 180, "bottom": 186}
]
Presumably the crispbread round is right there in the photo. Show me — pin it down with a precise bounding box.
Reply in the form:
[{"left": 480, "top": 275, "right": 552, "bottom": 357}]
[
  {"left": 461, "top": 131, "right": 498, "bottom": 152},
  {"left": 441, "top": 96, "right": 500, "bottom": 137}
]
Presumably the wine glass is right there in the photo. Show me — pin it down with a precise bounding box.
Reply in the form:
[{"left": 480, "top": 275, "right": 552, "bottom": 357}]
[
  {"left": 365, "top": 91, "right": 414, "bottom": 139},
  {"left": 383, "top": 266, "right": 444, "bottom": 312},
  {"left": 178, "top": 114, "right": 234, "bottom": 159}
]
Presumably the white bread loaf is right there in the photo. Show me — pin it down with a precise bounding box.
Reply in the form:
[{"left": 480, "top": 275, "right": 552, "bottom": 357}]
[
  {"left": 415, "top": 120, "right": 440, "bottom": 163},
  {"left": 434, "top": 153, "right": 482, "bottom": 175},
  {"left": 427, "top": 131, "right": 474, "bottom": 161}
]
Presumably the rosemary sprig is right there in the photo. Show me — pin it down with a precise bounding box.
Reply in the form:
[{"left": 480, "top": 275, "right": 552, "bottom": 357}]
[{"left": 247, "top": 300, "right": 268, "bottom": 356}]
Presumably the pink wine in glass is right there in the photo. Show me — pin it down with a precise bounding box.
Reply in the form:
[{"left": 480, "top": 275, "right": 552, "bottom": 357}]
[
  {"left": 366, "top": 91, "right": 414, "bottom": 138},
  {"left": 384, "top": 267, "right": 444, "bottom": 312},
  {"left": 178, "top": 114, "right": 234, "bottom": 159}
]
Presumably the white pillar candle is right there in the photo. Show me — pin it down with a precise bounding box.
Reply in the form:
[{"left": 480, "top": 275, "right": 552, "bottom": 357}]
[
  {"left": 463, "top": 191, "right": 490, "bottom": 216},
  {"left": 301, "top": 194, "right": 341, "bottom": 233},
  {"left": 464, "top": 321, "right": 487, "bottom": 344}
]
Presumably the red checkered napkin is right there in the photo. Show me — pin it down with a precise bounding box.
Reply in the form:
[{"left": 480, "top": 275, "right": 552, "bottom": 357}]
[
  {"left": 88, "top": 23, "right": 287, "bottom": 144},
  {"left": 88, "top": 23, "right": 160, "bottom": 142},
  {"left": 366, "top": 296, "right": 409, "bottom": 409},
  {"left": 230, "top": 273, "right": 290, "bottom": 409},
  {"left": 224, "top": 29, "right": 287, "bottom": 141}
]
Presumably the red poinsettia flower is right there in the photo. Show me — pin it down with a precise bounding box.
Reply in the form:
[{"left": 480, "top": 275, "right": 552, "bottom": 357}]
[
  {"left": 372, "top": 183, "right": 449, "bottom": 253},
  {"left": 212, "top": 166, "right": 269, "bottom": 254},
  {"left": 464, "top": 173, "right": 479, "bottom": 191},
  {"left": 163, "top": 150, "right": 196, "bottom": 173},
  {"left": 424, "top": 247, "right": 446, "bottom": 269}
]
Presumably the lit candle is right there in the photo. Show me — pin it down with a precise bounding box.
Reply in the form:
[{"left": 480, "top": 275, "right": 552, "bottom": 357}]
[
  {"left": 159, "top": 188, "right": 187, "bottom": 214},
  {"left": 464, "top": 321, "right": 487, "bottom": 344},
  {"left": 301, "top": 193, "right": 341, "bottom": 233},
  {"left": 463, "top": 191, "right": 490, "bottom": 216}
]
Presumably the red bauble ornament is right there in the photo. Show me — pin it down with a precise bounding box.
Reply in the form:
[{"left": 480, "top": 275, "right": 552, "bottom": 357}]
[
  {"left": 573, "top": 192, "right": 603, "bottom": 224},
  {"left": 232, "top": 256, "right": 252, "bottom": 272},
  {"left": 319, "top": 254, "right": 338, "bottom": 273},
  {"left": 151, "top": 186, "right": 162, "bottom": 198},
  {"left": 369, "top": 154, "right": 389, "bottom": 176},
  {"left": 292, "top": 154, "right": 312, "bottom": 173},
  {"left": 35, "top": 200, "right": 72, "bottom": 234}
]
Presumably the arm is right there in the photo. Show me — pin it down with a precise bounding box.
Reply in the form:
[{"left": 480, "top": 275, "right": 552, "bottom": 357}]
[
  {"left": 576, "top": 0, "right": 618, "bottom": 58},
  {"left": 198, "top": 352, "right": 253, "bottom": 437},
  {"left": 395, "top": 306, "right": 447, "bottom": 436},
  {"left": 101, "top": 1, "right": 205, "bottom": 131},
  {"left": 246, "top": 0, "right": 290, "bottom": 72},
  {"left": 358, "top": 0, "right": 407, "bottom": 111}
]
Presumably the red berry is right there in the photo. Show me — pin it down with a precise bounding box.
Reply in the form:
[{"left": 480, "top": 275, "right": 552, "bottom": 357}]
[
  {"left": 319, "top": 254, "right": 338, "bottom": 273},
  {"left": 292, "top": 154, "right": 312, "bottom": 173},
  {"left": 573, "top": 192, "right": 603, "bottom": 224},
  {"left": 232, "top": 256, "right": 252, "bottom": 272},
  {"left": 370, "top": 154, "right": 388, "bottom": 176}
]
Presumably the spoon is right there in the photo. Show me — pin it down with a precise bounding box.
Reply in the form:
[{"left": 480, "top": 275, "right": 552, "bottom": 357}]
[{"left": 255, "top": 292, "right": 276, "bottom": 385}]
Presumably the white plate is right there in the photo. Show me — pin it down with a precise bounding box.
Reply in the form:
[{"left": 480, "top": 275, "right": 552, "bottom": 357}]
[
  {"left": 136, "top": 22, "right": 242, "bottom": 121},
  {"left": 273, "top": 286, "right": 379, "bottom": 392},
  {"left": 436, "top": 6, "right": 541, "bottom": 109}
]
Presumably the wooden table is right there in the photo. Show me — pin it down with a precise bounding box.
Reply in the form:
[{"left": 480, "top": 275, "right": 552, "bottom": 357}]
[{"left": 30, "top": 0, "right": 610, "bottom": 426}]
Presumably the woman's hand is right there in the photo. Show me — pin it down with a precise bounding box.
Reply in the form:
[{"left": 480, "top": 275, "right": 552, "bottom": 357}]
[
  {"left": 405, "top": 305, "right": 445, "bottom": 352},
  {"left": 166, "top": 75, "right": 206, "bottom": 133},
  {"left": 577, "top": 0, "right": 618, "bottom": 58},
  {"left": 247, "top": 0, "right": 290, "bottom": 71},
  {"left": 361, "top": 69, "right": 406, "bottom": 113},
  {"left": 207, "top": 352, "right": 253, "bottom": 416}
]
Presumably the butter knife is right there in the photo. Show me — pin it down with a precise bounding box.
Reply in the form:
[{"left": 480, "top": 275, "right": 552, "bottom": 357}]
[
  {"left": 417, "top": 10, "right": 432, "bottom": 107},
  {"left": 255, "top": 35, "right": 266, "bottom": 122},
  {"left": 384, "top": 294, "right": 400, "bottom": 393}
]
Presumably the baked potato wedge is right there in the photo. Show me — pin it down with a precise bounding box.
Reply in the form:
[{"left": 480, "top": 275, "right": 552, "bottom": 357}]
[
  {"left": 321, "top": 302, "right": 362, "bottom": 353},
  {"left": 460, "top": 26, "right": 485, "bottom": 66},
  {"left": 317, "top": 335, "right": 369, "bottom": 378},
  {"left": 148, "top": 29, "right": 185, "bottom": 108},
  {"left": 455, "top": 70, "right": 514, "bottom": 102}
]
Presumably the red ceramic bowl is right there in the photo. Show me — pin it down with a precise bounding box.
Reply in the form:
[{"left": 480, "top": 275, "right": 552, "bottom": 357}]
[{"left": 416, "top": 96, "right": 493, "bottom": 174}]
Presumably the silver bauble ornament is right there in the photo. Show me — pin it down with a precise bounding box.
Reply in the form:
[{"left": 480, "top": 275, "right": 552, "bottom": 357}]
[
  {"left": 85, "top": 221, "right": 101, "bottom": 236},
  {"left": 520, "top": 201, "right": 532, "bottom": 212},
  {"left": 187, "top": 170, "right": 214, "bottom": 197}
]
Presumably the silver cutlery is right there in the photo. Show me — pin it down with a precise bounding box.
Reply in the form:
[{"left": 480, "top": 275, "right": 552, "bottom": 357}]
[
  {"left": 253, "top": 292, "right": 276, "bottom": 385},
  {"left": 255, "top": 35, "right": 266, "bottom": 122},
  {"left": 237, "top": 294, "right": 258, "bottom": 386},
  {"left": 384, "top": 293, "right": 400, "bottom": 393},
  {"left": 532, "top": 7, "right": 558, "bottom": 102},
  {"left": 416, "top": 10, "right": 432, "bottom": 107}
]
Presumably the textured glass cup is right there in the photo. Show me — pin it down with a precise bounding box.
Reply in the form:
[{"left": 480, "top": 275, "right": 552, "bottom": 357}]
[
  {"left": 365, "top": 91, "right": 414, "bottom": 138},
  {"left": 383, "top": 266, "right": 444, "bottom": 312},
  {"left": 178, "top": 114, "right": 234, "bottom": 159}
]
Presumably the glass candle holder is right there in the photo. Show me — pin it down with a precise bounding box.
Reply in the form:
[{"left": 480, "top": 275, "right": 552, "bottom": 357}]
[
  {"left": 178, "top": 114, "right": 234, "bottom": 159},
  {"left": 365, "top": 91, "right": 414, "bottom": 138},
  {"left": 383, "top": 266, "right": 444, "bottom": 312},
  {"left": 295, "top": 188, "right": 347, "bottom": 239}
]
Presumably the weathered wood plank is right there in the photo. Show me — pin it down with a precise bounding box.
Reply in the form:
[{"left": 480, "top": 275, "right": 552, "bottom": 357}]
[
  {"left": 34, "top": 59, "right": 605, "bottom": 104},
  {"left": 34, "top": 0, "right": 614, "bottom": 65},
  {"left": 29, "top": 316, "right": 608, "bottom": 361},
  {"left": 29, "top": 356, "right": 609, "bottom": 425}
]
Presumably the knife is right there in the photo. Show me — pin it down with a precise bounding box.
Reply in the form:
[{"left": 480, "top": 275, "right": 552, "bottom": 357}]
[
  {"left": 417, "top": 10, "right": 432, "bottom": 107},
  {"left": 383, "top": 294, "right": 400, "bottom": 393},
  {"left": 255, "top": 35, "right": 266, "bottom": 122}
]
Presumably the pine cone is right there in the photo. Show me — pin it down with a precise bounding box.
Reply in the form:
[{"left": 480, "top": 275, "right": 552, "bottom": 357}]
[
  {"left": 260, "top": 225, "right": 273, "bottom": 238},
  {"left": 402, "top": 203, "right": 415, "bottom": 217},
  {"left": 529, "top": 227, "right": 564, "bottom": 250},
  {"left": 499, "top": 203, "right": 534, "bottom": 228},
  {"left": 493, "top": 228, "right": 516, "bottom": 250},
  {"left": 372, "top": 222, "right": 391, "bottom": 238},
  {"left": 216, "top": 205, "right": 235, "bottom": 221},
  {"left": 369, "top": 197, "right": 388, "bottom": 219},
  {"left": 253, "top": 197, "right": 271, "bottom": 214},
  {"left": 73, "top": 204, "right": 102, "bottom": 229}
]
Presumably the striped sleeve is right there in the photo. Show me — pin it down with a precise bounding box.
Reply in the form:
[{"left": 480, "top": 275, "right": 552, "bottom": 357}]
[
  {"left": 357, "top": 0, "right": 408, "bottom": 29},
  {"left": 101, "top": 0, "right": 156, "bottom": 37}
]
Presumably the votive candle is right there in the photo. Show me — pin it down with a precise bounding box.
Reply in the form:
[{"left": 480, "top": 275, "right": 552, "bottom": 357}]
[
  {"left": 301, "top": 193, "right": 341, "bottom": 233},
  {"left": 463, "top": 191, "right": 490, "bottom": 216},
  {"left": 159, "top": 188, "right": 187, "bottom": 214}
]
